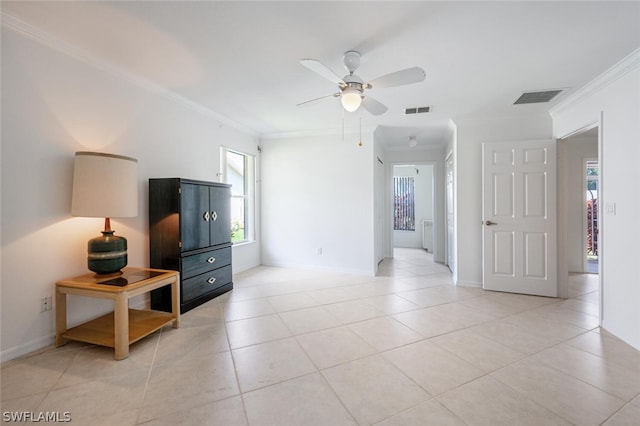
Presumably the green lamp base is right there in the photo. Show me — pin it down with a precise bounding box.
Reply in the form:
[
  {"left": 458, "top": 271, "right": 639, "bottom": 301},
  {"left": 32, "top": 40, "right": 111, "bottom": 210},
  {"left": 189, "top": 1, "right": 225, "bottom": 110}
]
[{"left": 87, "top": 230, "right": 128, "bottom": 275}]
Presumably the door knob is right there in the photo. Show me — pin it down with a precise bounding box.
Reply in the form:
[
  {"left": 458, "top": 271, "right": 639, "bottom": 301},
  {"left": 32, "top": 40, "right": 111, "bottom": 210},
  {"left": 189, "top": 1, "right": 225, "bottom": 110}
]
[{"left": 484, "top": 220, "right": 497, "bottom": 226}]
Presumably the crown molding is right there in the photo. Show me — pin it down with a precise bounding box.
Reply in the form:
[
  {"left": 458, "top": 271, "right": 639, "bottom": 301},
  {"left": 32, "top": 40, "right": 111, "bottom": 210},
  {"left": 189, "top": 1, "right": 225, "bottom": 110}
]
[
  {"left": 549, "top": 48, "right": 640, "bottom": 118},
  {"left": 260, "top": 124, "right": 377, "bottom": 141},
  {"left": 1, "top": 13, "right": 259, "bottom": 138},
  {"left": 384, "top": 142, "right": 445, "bottom": 153}
]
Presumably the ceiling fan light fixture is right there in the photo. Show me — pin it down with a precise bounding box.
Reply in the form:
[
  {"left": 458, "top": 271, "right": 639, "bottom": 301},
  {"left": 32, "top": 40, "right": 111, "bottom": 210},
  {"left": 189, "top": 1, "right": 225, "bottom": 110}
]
[{"left": 341, "top": 88, "right": 362, "bottom": 112}]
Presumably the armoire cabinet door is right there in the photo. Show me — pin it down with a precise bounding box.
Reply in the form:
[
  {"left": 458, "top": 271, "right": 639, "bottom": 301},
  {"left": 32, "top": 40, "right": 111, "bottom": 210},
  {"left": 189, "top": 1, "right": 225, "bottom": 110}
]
[
  {"left": 209, "top": 185, "right": 231, "bottom": 246},
  {"left": 180, "top": 183, "right": 210, "bottom": 252}
]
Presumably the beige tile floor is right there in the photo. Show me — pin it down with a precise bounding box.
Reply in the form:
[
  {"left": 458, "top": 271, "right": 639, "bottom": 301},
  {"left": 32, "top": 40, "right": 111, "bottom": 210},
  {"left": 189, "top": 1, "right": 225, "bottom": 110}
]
[{"left": 2, "top": 248, "right": 639, "bottom": 425}]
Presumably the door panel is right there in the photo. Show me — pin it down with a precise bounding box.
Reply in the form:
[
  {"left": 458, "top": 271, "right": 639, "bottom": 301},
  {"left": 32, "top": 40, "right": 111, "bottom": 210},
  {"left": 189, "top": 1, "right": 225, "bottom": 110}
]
[
  {"left": 524, "top": 232, "right": 547, "bottom": 278},
  {"left": 482, "top": 140, "right": 557, "bottom": 297},
  {"left": 493, "top": 231, "right": 515, "bottom": 275},
  {"left": 493, "top": 173, "right": 514, "bottom": 217},
  {"left": 180, "top": 183, "right": 210, "bottom": 251},
  {"left": 524, "top": 172, "right": 547, "bottom": 217},
  {"left": 209, "top": 185, "right": 231, "bottom": 246}
]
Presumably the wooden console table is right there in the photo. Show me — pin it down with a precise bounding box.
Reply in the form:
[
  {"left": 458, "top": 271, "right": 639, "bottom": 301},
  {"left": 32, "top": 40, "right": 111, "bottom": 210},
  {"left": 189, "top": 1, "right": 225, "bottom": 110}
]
[{"left": 55, "top": 267, "right": 180, "bottom": 360}]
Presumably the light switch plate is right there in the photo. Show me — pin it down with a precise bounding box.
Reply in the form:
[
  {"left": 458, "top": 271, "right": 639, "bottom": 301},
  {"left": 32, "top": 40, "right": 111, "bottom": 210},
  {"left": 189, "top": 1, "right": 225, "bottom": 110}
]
[{"left": 606, "top": 202, "right": 616, "bottom": 215}]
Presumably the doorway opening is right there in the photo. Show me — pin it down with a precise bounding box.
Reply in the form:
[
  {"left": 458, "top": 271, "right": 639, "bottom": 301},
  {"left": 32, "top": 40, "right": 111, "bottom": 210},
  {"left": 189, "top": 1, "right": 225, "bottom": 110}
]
[
  {"left": 392, "top": 164, "right": 434, "bottom": 256},
  {"left": 585, "top": 159, "right": 599, "bottom": 273},
  {"left": 559, "top": 126, "right": 600, "bottom": 322}
]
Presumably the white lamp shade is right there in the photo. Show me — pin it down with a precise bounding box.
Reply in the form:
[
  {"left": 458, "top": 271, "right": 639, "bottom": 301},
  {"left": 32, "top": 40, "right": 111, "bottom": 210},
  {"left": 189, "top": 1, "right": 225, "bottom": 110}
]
[
  {"left": 341, "top": 89, "right": 362, "bottom": 112},
  {"left": 71, "top": 152, "right": 138, "bottom": 218}
]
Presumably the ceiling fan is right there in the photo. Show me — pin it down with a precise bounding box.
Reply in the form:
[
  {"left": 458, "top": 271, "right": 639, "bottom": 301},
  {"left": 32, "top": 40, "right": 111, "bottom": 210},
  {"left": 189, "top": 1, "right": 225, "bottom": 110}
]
[{"left": 298, "top": 50, "right": 426, "bottom": 115}]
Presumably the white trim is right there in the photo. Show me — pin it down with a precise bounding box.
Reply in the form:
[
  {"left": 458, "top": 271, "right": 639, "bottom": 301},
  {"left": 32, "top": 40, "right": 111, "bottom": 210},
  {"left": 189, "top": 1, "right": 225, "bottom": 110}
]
[
  {"left": 549, "top": 48, "right": 640, "bottom": 118},
  {"left": 389, "top": 161, "right": 439, "bottom": 258},
  {"left": 1, "top": 13, "right": 258, "bottom": 138},
  {"left": 1, "top": 335, "right": 55, "bottom": 364},
  {"left": 597, "top": 111, "right": 604, "bottom": 327},
  {"left": 455, "top": 280, "right": 482, "bottom": 288},
  {"left": 385, "top": 144, "right": 445, "bottom": 152},
  {"left": 221, "top": 146, "right": 256, "bottom": 244},
  {"left": 260, "top": 124, "right": 377, "bottom": 141},
  {"left": 260, "top": 261, "right": 375, "bottom": 277},
  {"left": 556, "top": 122, "right": 598, "bottom": 141}
]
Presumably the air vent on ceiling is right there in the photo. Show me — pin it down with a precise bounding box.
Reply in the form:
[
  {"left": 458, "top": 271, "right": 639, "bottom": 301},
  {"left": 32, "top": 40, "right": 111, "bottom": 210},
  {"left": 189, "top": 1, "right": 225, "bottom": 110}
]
[
  {"left": 404, "top": 106, "right": 430, "bottom": 114},
  {"left": 514, "top": 90, "right": 563, "bottom": 105}
]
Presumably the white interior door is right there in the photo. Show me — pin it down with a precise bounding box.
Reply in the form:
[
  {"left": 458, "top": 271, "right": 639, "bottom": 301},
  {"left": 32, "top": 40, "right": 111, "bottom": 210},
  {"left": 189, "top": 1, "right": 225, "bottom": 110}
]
[{"left": 482, "top": 140, "right": 557, "bottom": 297}]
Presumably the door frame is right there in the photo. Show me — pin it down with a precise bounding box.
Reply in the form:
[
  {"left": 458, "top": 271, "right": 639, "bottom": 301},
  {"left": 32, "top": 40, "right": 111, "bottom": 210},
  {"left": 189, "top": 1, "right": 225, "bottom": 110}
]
[
  {"left": 556, "top": 116, "right": 603, "bottom": 325},
  {"left": 445, "top": 153, "right": 455, "bottom": 274},
  {"left": 384, "top": 160, "right": 439, "bottom": 260},
  {"left": 390, "top": 161, "right": 437, "bottom": 253}
]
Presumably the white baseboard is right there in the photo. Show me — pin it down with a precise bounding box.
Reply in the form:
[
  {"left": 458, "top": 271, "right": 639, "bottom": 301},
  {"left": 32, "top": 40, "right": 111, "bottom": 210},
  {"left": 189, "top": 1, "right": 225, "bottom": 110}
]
[
  {"left": 455, "top": 280, "right": 483, "bottom": 288},
  {"left": 260, "top": 261, "right": 374, "bottom": 277},
  {"left": 1, "top": 335, "right": 55, "bottom": 364}
]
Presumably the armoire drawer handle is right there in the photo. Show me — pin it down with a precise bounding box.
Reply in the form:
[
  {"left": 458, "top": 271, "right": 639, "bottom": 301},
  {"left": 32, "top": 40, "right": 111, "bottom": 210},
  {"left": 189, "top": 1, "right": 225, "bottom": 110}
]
[
  {"left": 211, "top": 210, "right": 218, "bottom": 221},
  {"left": 207, "top": 257, "right": 216, "bottom": 264},
  {"left": 207, "top": 277, "right": 217, "bottom": 284},
  {"left": 203, "top": 211, "right": 210, "bottom": 222}
]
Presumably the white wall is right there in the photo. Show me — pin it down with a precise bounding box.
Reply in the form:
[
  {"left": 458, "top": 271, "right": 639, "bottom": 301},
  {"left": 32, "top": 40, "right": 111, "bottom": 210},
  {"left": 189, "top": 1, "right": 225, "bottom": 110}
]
[
  {"left": 452, "top": 114, "right": 553, "bottom": 286},
  {"left": 1, "top": 26, "right": 260, "bottom": 361},
  {"left": 392, "top": 165, "right": 433, "bottom": 249},
  {"left": 260, "top": 132, "right": 375, "bottom": 275},
  {"left": 550, "top": 50, "right": 640, "bottom": 350},
  {"left": 562, "top": 137, "right": 598, "bottom": 273}
]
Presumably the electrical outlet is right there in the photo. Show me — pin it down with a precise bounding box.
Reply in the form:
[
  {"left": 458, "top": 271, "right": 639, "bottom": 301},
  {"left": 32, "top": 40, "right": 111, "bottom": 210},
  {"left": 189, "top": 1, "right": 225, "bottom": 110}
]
[
  {"left": 40, "top": 296, "right": 52, "bottom": 313},
  {"left": 317, "top": 247, "right": 323, "bottom": 255}
]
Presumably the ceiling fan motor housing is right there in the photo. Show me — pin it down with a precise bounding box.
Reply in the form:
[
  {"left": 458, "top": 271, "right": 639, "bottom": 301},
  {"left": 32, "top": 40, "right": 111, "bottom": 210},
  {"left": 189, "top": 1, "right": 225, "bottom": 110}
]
[
  {"left": 343, "top": 50, "right": 361, "bottom": 74},
  {"left": 342, "top": 74, "right": 364, "bottom": 94}
]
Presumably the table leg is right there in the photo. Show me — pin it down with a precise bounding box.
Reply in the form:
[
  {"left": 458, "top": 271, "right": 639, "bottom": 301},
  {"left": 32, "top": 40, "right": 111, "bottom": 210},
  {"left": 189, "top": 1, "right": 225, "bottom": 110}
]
[
  {"left": 171, "top": 275, "right": 180, "bottom": 328},
  {"left": 113, "top": 292, "right": 129, "bottom": 360},
  {"left": 55, "top": 289, "right": 68, "bottom": 346}
]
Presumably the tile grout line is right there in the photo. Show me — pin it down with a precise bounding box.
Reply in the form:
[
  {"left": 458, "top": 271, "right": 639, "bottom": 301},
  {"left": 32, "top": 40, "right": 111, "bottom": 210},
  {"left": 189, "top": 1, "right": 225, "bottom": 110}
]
[
  {"left": 136, "top": 327, "right": 163, "bottom": 425},
  {"left": 223, "top": 297, "right": 253, "bottom": 426}
]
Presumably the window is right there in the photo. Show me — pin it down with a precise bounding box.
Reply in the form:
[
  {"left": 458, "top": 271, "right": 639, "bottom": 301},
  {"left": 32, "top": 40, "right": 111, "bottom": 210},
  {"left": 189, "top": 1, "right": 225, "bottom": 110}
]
[
  {"left": 393, "top": 176, "right": 415, "bottom": 231},
  {"left": 221, "top": 148, "right": 255, "bottom": 244}
]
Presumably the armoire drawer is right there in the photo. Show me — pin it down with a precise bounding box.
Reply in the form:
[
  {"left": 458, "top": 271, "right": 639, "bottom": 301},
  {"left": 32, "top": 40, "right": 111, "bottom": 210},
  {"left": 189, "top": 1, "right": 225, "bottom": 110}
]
[
  {"left": 181, "top": 247, "right": 231, "bottom": 280},
  {"left": 182, "top": 265, "right": 232, "bottom": 303}
]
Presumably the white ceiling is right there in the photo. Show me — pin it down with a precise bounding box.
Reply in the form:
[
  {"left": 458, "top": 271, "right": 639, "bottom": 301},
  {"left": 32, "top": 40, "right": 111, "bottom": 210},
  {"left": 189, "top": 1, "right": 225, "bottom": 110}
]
[{"left": 3, "top": 1, "right": 639, "bottom": 148}]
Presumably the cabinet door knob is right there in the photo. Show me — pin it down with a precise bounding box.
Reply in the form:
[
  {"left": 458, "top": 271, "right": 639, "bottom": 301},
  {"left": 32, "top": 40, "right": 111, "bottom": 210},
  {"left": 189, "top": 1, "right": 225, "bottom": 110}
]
[
  {"left": 203, "top": 211, "right": 210, "bottom": 222},
  {"left": 211, "top": 211, "right": 218, "bottom": 221},
  {"left": 207, "top": 277, "right": 217, "bottom": 284},
  {"left": 207, "top": 257, "right": 216, "bottom": 264}
]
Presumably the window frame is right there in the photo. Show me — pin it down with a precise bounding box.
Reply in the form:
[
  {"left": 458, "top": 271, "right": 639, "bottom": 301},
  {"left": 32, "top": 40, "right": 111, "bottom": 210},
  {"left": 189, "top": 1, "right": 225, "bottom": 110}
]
[{"left": 220, "top": 147, "right": 255, "bottom": 245}]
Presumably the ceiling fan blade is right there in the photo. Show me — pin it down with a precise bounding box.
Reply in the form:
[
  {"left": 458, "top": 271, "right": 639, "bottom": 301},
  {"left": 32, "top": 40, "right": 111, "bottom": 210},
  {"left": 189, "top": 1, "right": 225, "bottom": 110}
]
[
  {"left": 300, "top": 59, "right": 346, "bottom": 86},
  {"left": 296, "top": 93, "right": 340, "bottom": 107},
  {"left": 366, "top": 67, "right": 426, "bottom": 89},
  {"left": 361, "top": 96, "right": 388, "bottom": 115}
]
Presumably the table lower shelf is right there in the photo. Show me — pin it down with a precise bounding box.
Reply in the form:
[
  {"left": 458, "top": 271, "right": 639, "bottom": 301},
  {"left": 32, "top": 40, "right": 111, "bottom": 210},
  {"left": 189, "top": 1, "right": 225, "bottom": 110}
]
[{"left": 62, "top": 309, "right": 175, "bottom": 348}]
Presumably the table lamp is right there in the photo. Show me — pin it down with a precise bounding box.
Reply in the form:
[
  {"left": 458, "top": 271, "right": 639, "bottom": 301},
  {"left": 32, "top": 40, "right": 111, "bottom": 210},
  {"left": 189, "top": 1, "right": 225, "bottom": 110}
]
[{"left": 71, "top": 152, "right": 138, "bottom": 275}]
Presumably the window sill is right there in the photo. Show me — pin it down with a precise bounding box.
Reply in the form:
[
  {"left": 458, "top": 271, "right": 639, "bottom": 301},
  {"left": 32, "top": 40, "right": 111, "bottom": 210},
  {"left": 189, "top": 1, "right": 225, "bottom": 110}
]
[{"left": 232, "top": 240, "right": 257, "bottom": 248}]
